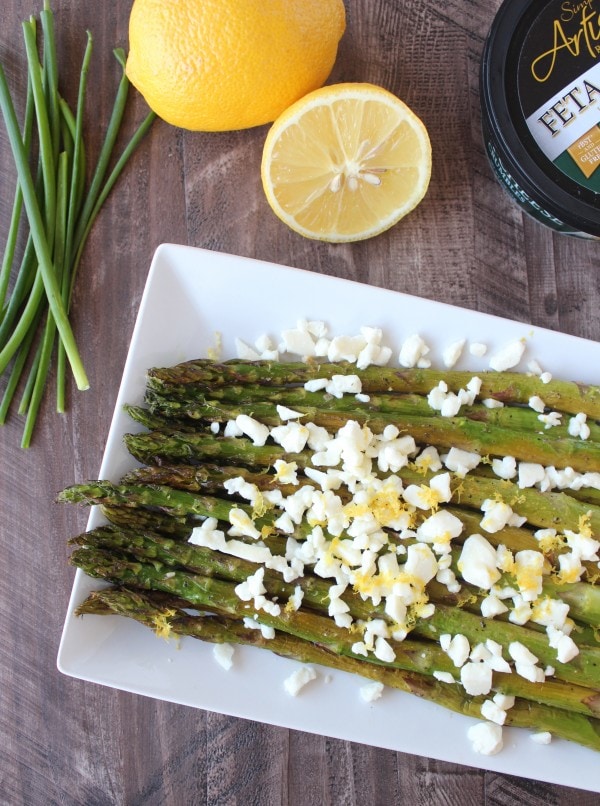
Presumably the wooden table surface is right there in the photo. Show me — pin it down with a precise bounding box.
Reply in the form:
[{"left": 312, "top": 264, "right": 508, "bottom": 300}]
[{"left": 1, "top": 1, "right": 599, "bottom": 804}]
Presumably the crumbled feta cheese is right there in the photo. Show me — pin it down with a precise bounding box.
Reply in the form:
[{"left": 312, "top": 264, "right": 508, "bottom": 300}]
[
  {"left": 357, "top": 338, "right": 392, "bottom": 369},
  {"left": 538, "top": 411, "right": 562, "bottom": 429},
  {"left": 277, "top": 405, "right": 303, "bottom": 421},
  {"left": 469, "top": 342, "right": 488, "bottom": 357},
  {"left": 530, "top": 732, "right": 552, "bottom": 745},
  {"left": 458, "top": 534, "right": 501, "bottom": 590},
  {"left": 304, "top": 378, "right": 328, "bottom": 393},
  {"left": 325, "top": 374, "right": 362, "bottom": 398},
  {"left": 508, "top": 642, "right": 539, "bottom": 666},
  {"left": 489, "top": 339, "right": 526, "bottom": 371},
  {"left": 486, "top": 651, "right": 512, "bottom": 675},
  {"left": 360, "top": 681, "right": 384, "bottom": 702},
  {"left": 399, "top": 334, "right": 430, "bottom": 368},
  {"left": 188, "top": 518, "right": 227, "bottom": 550},
  {"left": 235, "top": 568, "right": 281, "bottom": 616},
  {"left": 224, "top": 539, "right": 272, "bottom": 564},
  {"left": 283, "top": 665, "right": 317, "bottom": 696},
  {"left": 327, "top": 335, "right": 366, "bottom": 363},
  {"left": 306, "top": 320, "right": 328, "bottom": 339},
  {"left": 273, "top": 459, "right": 299, "bottom": 484},
  {"left": 213, "top": 643, "right": 235, "bottom": 670},
  {"left": 493, "top": 693, "right": 515, "bottom": 710},
  {"left": 254, "top": 333, "right": 275, "bottom": 354},
  {"left": 403, "top": 543, "right": 438, "bottom": 585},
  {"left": 243, "top": 617, "right": 275, "bottom": 640},
  {"left": 441, "top": 633, "right": 470, "bottom": 668},
  {"left": 352, "top": 641, "right": 369, "bottom": 657},
  {"left": 414, "top": 445, "right": 443, "bottom": 473},
  {"left": 224, "top": 419, "right": 243, "bottom": 437},
  {"left": 235, "top": 567, "right": 266, "bottom": 600},
  {"left": 481, "top": 699, "right": 507, "bottom": 725},
  {"left": 224, "top": 476, "right": 261, "bottom": 502},
  {"left": 427, "top": 380, "right": 448, "bottom": 411},
  {"left": 374, "top": 636, "right": 396, "bottom": 662},
  {"left": 564, "top": 528, "right": 600, "bottom": 561},
  {"left": 306, "top": 422, "right": 332, "bottom": 451},
  {"left": 461, "top": 662, "right": 493, "bottom": 695},
  {"left": 442, "top": 339, "right": 465, "bottom": 368},
  {"left": 515, "top": 663, "right": 544, "bottom": 683},
  {"left": 228, "top": 508, "right": 262, "bottom": 540},
  {"left": 558, "top": 551, "right": 585, "bottom": 583},
  {"left": 235, "top": 338, "right": 260, "bottom": 360},
  {"left": 514, "top": 550, "right": 544, "bottom": 602},
  {"left": 270, "top": 422, "right": 310, "bottom": 453},
  {"left": 540, "top": 372, "right": 552, "bottom": 384},
  {"left": 509, "top": 594, "right": 533, "bottom": 626},
  {"left": 480, "top": 595, "right": 508, "bottom": 618},
  {"left": 314, "top": 338, "right": 331, "bottom": 356},
  {"left": 433, "top": 670, "right": 456, "bottom": 684},
  {"left": 480, "top": 499, "right": 515, "bottom": 533},
  {"left": 547, "top": 625, "right": 580, "bottom": 663},
  {"left": 467, "top": 376, "right": 482, "bottom": 396},
  {"left": 417, "top": 508, "right": 463, "bottom": 555},
  {"left": 530, "top": 597, "right": 569, "bottom": 630},
  {"left": 210, "top": 421, "right": 220, "bottom": 435},
  {"left": 444, "top": 448, "right": 481, "bottom": 476},
  {"left": 470, "top": 643, "right": 492, "bottom": 663},
  {"left": 492, "top": 455, "right": 516, "bottom": 480},
  {"left": 236, "top": 414, "right": 270, "bottom": 446},
  {"left": 281, "top": 327, "right": 317, "bottom": 357},
  {"left": 528, "top": 395, "right": 545, "bottom": 413},
  {"left": 384, "top": 594, "right": 408, "bottom": 625},
  {"left": 274, "top": 512, "right": 295, "bottom": 533},
  {"left": 568, "top": 412, "right": 590, "bottom": 440},
  {"left": 440, "top": 394, "right": 462, "bottom": 418},
  {"left": 517, "top": 462, "right": 546, "bottom": 489},
  {"left": 483, "top": 398, "right": 504, "bottom": 409},
  {"left": 467, "top": 722, "right": 503, "bottom": 755}
]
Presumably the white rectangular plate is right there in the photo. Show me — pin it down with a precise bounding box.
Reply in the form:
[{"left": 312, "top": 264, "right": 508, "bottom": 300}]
[{"left": 58, "top": 243, "right": 600, "bottom": 792}]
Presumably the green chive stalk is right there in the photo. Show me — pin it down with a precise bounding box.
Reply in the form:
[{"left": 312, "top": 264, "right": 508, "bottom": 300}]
[{"left": 0, "top": 4, "right": 156, "bottom": 444}]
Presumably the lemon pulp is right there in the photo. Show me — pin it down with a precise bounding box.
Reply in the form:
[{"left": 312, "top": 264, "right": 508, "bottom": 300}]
[{"left": 261, "top": 83, "right": 432, "bottom": 242}]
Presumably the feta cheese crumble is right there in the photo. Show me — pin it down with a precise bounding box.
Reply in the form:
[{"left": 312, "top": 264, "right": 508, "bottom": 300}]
[
  {"left": 283, "top": 666, "right": 317, "bottom": 696},
  {"left": 488, "top": 339, "right": 526, "bottom": 371},
  {"left": 399, "top": 334, "right": 430, "bottom": 368},
  {"left": 213, "top": 643, "right": 235, "bottom": 670},
  {"left": 360, "top": 681, "right": 384, "bottom": 702},
  {"left": 442, "top": 339, "right": 465, "bottom": 368},
  {"left": 569, "top": 413, "right": 590, "bottom": 440},
  {"left": 530, "top": 731, "right": 552, "bottom": 745},
  {"left": 467, "top": 722, "right": 504, "bottom": 755},
  {"left": 469, "top": 342, "right": 487, "bottom": 358}
]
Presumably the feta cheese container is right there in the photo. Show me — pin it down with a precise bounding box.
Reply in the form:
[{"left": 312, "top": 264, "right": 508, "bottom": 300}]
[{"left": 480, "top": 0, "right": 600, "bottom": 238}]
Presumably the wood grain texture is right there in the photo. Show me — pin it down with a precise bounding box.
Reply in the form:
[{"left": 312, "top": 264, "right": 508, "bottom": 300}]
[{"left": 0, "top": 1, "right": 598, "bottom": 804}]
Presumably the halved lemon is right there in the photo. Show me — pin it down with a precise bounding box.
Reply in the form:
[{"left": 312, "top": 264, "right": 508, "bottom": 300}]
[{"left": 261, "top": 83, "right": 432, "bottom": 243}]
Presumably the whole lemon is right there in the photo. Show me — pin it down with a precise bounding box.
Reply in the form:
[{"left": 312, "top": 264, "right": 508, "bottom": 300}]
[{"left": 125, "top": 0, "right": 346, "bottom": 132}]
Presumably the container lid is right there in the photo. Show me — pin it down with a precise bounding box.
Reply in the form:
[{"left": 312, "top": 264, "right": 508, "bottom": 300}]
[{"left": 481, "top": 0, "right": 600, "bottom": 236}]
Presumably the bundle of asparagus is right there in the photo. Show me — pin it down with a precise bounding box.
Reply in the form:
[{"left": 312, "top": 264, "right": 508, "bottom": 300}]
[{"left": 61, "top": 356, "right": 600, "bottom": 754}]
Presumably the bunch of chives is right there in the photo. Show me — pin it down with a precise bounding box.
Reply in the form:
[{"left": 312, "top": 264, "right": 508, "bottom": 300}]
[{"left": 0, "top": 2, "right": 156, "bottom": 447}]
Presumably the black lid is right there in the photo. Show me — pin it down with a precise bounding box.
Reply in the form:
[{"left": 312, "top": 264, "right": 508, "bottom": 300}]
[{"left": 481, "top": 0, "right": 600, "bottom": 236}]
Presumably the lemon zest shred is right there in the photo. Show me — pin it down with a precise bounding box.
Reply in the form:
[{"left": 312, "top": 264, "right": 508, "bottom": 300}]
[
  {"left": 152, "top": 608, "right": 178, "bottom": 641},
  {"left": 260, "top": 524, "right": 275, "bottom": 540},
  {"left": 578, "top": 512, "right": 593, "bottom": 538},
  {"left": 252, "top": 491, "right": 270, "bottom": 519}
]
